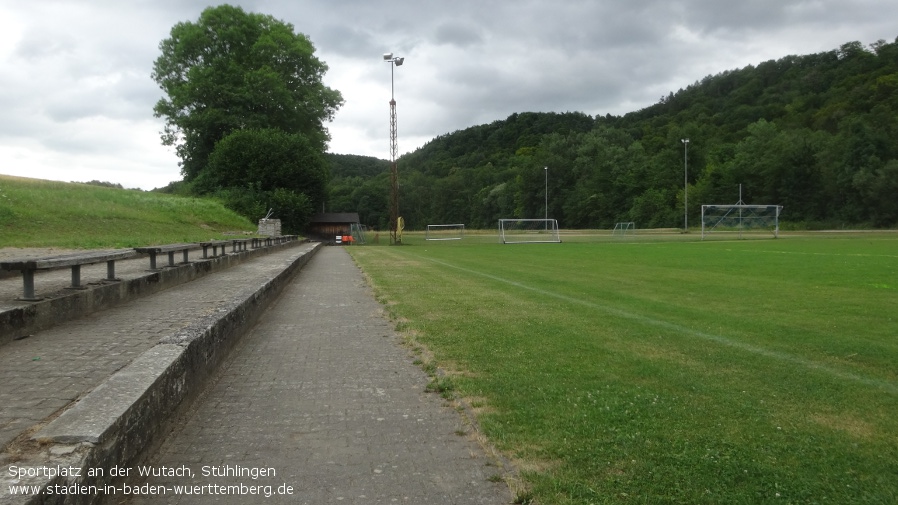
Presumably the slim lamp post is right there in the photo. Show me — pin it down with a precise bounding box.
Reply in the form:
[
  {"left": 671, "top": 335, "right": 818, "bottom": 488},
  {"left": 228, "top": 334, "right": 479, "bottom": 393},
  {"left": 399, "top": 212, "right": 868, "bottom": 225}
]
[
  {"left": 681, "top": 138, "right": 689, "bottom": 232},
  {"left": 384, "top": 52, "right": 404, "bottom": 244},
  {"left": 544, "top": 166, "right": 548, "bottom": 221}
]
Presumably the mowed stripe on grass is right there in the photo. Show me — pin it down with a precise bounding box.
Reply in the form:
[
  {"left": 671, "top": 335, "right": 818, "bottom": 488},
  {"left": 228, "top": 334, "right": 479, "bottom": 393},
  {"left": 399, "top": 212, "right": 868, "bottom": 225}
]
[{"left": 417, "top": 254, "right": 898, "bottom": 395}]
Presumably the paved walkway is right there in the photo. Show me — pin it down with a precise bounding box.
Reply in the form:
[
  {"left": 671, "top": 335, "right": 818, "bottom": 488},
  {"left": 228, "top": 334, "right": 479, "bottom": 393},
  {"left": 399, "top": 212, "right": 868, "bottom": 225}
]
[
  {"left": 0, "top": 244, "right": 317, "bottom": 450},
  {"left": 128, "top": 247, "right": 511, "bottom": 504}
]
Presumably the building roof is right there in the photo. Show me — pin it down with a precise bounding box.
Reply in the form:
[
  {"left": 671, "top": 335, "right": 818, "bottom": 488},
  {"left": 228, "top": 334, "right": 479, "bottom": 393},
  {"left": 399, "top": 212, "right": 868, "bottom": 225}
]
[{"left": 309, "top": 213, "right": 360, "bottom": 224}]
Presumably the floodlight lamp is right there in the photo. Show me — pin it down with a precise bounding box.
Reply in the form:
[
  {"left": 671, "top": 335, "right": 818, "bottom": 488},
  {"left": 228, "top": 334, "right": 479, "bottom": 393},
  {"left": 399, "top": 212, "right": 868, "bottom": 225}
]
[
  {"left": 681, "top": 138, "right": 689, "bottom": 144},
  {"left": 383, "top": 53, "right": 393, "bottom": 60},
  {"left": 395, "top": 57, "right": 404, "bottom": 66}
]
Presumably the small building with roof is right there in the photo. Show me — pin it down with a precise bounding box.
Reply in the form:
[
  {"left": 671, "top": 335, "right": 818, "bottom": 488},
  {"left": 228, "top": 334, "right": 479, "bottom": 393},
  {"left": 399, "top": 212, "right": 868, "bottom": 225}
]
[{"left": 307, "top": 213, "right": 362, "bottom": 244}]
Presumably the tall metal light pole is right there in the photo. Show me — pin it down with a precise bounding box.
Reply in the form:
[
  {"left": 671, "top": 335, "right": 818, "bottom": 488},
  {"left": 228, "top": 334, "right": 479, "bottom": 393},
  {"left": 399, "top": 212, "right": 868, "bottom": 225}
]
[
  {"left": 681, "top": 138, "right": 689, "bottom": 232},
  {"left": 384, "top": 52, "right": 404, "bottom": 244},
  {"left": 544, "top": 166, "right": 548, "bottom": 221}
]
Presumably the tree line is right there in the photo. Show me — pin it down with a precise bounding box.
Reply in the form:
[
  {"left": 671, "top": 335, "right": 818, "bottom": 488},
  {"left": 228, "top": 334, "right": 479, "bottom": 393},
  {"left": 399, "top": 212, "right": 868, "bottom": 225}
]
[
  {"left": 150, "top": 7, "right": 896, "bottom": 232},
  {"left": 328, "top": 37, "right": 898, "bottom": 231}
]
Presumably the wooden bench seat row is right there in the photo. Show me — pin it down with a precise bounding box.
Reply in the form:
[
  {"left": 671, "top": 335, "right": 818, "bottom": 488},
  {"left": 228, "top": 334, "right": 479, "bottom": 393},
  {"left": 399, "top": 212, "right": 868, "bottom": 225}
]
[
  {"left": 0, "top": 236, "right": 300, "bottom": 301},
  {"left": 250, "top": 235, "right": 298, "bottom": 248},
  {"left": 0, "top": 250, "right": 137, "bottom": 301},
  {"left": 197, "top": 238, "right": 255, "bottom": 258}
]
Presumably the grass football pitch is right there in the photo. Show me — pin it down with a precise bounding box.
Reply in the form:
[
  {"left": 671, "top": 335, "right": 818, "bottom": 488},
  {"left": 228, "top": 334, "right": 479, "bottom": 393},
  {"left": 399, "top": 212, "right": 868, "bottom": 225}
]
[{"left": 348, "top": 231, "right": 897, "bottom": 504}]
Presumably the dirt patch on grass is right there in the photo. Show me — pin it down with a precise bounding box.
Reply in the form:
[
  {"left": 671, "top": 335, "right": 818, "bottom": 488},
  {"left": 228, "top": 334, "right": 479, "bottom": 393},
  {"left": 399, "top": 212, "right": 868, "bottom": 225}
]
[
  {"left": 463, "top": 395, "right": 499, "bottom": 416},
  {"left": 511, "top": 449, "right": 561, "bottom": 475},
  {"left": 810, "top": 412, "right": 876, "bottom": 439}
]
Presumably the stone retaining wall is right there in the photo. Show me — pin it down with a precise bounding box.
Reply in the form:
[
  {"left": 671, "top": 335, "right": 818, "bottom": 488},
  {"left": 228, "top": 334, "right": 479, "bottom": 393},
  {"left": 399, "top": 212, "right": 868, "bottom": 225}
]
[{"left": 0, "top": 243, "right": 321, "bottom": 505}]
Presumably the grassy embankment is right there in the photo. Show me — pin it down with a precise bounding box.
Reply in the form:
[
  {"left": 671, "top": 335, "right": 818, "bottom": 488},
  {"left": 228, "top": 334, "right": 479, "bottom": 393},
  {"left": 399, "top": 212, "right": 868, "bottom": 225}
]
[
  {"left": 349, "top": 232, "right": 898, "bottom": 504},
  {"left": 0, "top": 175, "right": 255, "bottom": 248}
]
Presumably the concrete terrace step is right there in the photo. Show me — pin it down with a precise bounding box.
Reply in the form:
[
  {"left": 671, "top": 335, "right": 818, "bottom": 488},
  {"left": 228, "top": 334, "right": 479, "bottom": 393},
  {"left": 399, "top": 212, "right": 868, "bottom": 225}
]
[{"left": 0, "top": 242, "right": 321, "bottom": 504}]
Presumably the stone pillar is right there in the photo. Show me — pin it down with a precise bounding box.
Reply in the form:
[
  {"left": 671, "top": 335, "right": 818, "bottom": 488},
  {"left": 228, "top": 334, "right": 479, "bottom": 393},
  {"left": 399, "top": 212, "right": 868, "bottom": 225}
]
[{"left": 258, "top": 219, "right": 281, "bottom": 237}]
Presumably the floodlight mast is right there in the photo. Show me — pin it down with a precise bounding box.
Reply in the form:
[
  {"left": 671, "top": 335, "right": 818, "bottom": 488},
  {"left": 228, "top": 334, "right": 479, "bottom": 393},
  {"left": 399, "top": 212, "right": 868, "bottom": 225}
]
[
  {"left": 543, "top": 167, "right": 549, "bottom": 230},
  {"left": 681, "top": 138, "right": 689, "bottom": 232},
  {"left": 384, "top": 53, "right": 404, "bottom": 244}
]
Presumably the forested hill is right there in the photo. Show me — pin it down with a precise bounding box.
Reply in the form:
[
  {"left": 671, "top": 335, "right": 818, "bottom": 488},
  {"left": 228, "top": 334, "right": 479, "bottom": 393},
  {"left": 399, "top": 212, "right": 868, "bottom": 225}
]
[{"left": 327, "top": 37, "right": 898, "bottom": 230}]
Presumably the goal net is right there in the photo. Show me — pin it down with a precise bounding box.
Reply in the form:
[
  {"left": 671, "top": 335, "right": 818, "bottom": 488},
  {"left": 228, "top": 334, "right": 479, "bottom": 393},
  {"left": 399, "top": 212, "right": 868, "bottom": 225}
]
[
  {"left": 701, "top": 205, "right": 783, "bottom": 240},
  {"left": 499, "top": 219, "right": 561, "bottom": 244},
  {"left": 612, "top": 222, "right": 635, "bottom": 237},
  {"left": 426, "top": 223, "right": 465, "bottom": 241}
]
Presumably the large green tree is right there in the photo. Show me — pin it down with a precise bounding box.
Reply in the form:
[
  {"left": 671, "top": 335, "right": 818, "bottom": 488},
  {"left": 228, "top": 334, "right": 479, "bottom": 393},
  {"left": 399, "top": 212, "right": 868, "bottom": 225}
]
[
  {"left": 152, "top": 4, "right": 343, "bottom": 182},
  {"left": 200, "top": 128, "right": 329, "bottom": 232},
  {"left": 199, "top": 128, "right": 328, "bottom": 200}
]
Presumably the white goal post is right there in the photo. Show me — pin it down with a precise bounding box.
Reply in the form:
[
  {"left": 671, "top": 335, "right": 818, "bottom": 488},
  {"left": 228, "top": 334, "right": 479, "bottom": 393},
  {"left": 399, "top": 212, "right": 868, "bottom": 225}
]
[
  {"left": 498, "top": 219, "right": 561, "bottom": 244},
  {"left": 426, "top": 223, "right": 465, "bottom": 241},
  {"left": 612, "top": 222, "right": 635, "bottom": 237},
  {"left": 701, "top": 204, "right": 783, "bottom": 240}
]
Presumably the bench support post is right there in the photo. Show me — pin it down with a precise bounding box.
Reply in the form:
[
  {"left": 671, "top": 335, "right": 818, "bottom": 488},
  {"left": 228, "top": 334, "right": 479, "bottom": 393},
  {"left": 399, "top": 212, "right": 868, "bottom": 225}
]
[
  {"left": 66, "top": 265, "right": 88, "bottom": 290},
  {"left": 106, "top": 260, "right": 119, "bottom": 281},
  {"left": 71, "top": 265, "right": 82, "bottom": 289},
  {"left": 20, "top": 270, "right": 41, "bottom": 301}
]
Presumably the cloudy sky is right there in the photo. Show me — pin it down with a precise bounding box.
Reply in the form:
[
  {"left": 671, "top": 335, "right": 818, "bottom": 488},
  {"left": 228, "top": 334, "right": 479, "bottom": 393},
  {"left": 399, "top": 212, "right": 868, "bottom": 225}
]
[{"left": 1, "top": 1, "right": 895, "bottom": 190}]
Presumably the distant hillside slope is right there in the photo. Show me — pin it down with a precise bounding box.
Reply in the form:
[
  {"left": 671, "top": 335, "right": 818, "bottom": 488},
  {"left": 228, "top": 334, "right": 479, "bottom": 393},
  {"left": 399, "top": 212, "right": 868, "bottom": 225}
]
[
  {"left": 327, "top": 38, "right": 898, "bottom": 230},
  {"left": 0, "top": 175, "right": 255, "bottom": 248}
]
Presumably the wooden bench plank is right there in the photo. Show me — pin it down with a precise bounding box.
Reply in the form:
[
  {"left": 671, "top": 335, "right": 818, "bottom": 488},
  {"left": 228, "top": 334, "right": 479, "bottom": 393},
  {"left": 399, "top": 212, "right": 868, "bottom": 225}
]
[
  {"left": 133, "top": 243, "right": 196, "bottom": 254},
  {"left": 134, "top": 243, "right": 195, "bottom": 270},
  {"left": 0, "top": 250, "right": 137, "bottom": 271}
]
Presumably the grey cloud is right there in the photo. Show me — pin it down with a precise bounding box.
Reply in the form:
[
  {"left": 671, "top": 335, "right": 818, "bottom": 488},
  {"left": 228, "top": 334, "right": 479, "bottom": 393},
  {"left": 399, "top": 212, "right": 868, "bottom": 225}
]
[
  {"left": 674, "top": 0, "right": 896, "bottom": 37},
  {"left": 316, "top": 24, "right": 378, "bottom": 57},
  {"left": 434, "top": 21, "right": 483, "bottom": 48},
  {"left": 14, "top": 31, "right": 77, "bottom": 61},
  {"left": 2, "top": 0, "right": 897, "bottom": 190}
]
